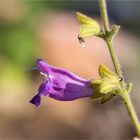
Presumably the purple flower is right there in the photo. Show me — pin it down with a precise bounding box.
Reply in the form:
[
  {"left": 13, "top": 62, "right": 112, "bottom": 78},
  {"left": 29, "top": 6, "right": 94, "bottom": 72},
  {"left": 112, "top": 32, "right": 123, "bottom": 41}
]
[{"left": 30, "top": 59, "right": 94, "bottom": 107}]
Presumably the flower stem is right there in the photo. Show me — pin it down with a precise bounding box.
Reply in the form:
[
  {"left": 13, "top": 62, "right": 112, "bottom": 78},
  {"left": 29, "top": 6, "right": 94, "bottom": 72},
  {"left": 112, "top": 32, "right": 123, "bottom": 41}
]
[
  {"left": 99, "top": 0, "right": 109, "bottom": 32},
  {"left": 99, "top": 0, "right": 122, "bottom": 78},
  {"left": 121, "top": 93, "right": 140, "bottom": 137},
  {"left": 99, "top": 0, "right": 140, "bottom": 137},
  {"left": 106, "top": 40, "right": 123, "bottom": 78}
]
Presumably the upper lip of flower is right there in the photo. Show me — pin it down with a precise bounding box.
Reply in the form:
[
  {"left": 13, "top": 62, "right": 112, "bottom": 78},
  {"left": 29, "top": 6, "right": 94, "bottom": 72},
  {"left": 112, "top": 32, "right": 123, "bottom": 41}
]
[
  {"left": 29, "top": 59, "right": 94, "bottom": 107},
  {"left": 37, "top": 59, "right": 88, "bottom": 83}
]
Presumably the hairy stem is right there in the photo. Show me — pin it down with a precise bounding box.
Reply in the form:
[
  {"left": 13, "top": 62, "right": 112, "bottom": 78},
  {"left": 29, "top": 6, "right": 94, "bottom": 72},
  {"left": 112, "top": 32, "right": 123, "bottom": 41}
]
[{"left": 99, "top": 0, "right": 140, "bottom": 137}]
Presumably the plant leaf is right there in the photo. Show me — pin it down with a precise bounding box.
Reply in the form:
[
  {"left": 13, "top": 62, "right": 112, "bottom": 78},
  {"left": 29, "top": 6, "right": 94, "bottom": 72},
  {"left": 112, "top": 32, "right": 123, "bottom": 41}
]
[{"left": 126, "top": 83, "right": 133, "bottom": 94}]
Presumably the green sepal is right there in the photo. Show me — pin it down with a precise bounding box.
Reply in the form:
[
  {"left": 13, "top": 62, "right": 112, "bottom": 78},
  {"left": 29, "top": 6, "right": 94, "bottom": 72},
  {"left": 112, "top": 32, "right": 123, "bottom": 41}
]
[
  {"left": 99, "top": 65, "right": 121, "bottom": 94},
  {"left": 76, "top": 12, "right": 100, "bottom": 38},
  {"left": 96, "top": 31, "right": 105, "bottom": 38},
  {"left": 90, "top": 79, "right": 102, "bottom": 90},
  {"left": 91, "top": 91, "right": 104, "bottom": 99},
  {"left": 99, "top": 64, "right": 116, "bottom": 79},
  {"left": 100, "top": 78, "right": 120, "bottom": 94},
  {"left": 101, "top": 94, "right": 114, "bottom": 104},
  {"left": 90, "top": 65, "right": 122, "bottom": 103}
]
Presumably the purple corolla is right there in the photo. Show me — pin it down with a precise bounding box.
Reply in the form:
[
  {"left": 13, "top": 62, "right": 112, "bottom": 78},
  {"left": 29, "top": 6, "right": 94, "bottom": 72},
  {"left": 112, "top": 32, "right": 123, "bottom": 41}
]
[{"left": 30, "top": 59, "right": 94, "bottom": 107}]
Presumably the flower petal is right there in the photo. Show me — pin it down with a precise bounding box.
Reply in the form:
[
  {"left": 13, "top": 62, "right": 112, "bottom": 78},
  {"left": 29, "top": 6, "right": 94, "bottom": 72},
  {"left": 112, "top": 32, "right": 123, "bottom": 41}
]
[
  {"left": 30, "top": 59, "right": 94, "bottom": 107},
  {"left": 30, "top": 94, "right": 41, "bottom": 107},
  {"left": 36, "top": 59, "right": 88, "bottom": 83}
]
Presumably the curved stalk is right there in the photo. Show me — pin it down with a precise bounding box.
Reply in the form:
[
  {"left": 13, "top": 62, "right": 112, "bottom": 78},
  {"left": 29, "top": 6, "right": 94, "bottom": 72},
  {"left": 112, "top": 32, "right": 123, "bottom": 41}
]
[{"left": 99, "top": 0, "right": 140, "bottom": 137}]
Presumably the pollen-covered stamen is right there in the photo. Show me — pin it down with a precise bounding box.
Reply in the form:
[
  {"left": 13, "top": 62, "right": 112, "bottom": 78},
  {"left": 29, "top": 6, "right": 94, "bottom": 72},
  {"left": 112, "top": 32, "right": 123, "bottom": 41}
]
[
  {"left": 49, "top": 75, "right": 55, "bottom": 80},
  {"left": 40, "top": 72, "right": 55, "bottom": 83},
  {"left": 40, "top": 72, "right": 48, "bottom": 77}
]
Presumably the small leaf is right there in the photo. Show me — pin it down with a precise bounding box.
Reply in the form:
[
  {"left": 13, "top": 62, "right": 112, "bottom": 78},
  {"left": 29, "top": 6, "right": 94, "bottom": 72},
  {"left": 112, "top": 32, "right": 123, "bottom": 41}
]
[
  {"left": 99, "top": 64, "right": 116, "bottom": 79},
  {"left": 126, "top": 83, "right": 133, "bottom": 94},
  {"left": 76, "top": 12, "right": 100, "bottom": 38},
  {"left": 91, "top": 91, "right": 103, "bottom": 99},
  {"left": 101, "top": 94, "right": 114, "bottom": 104},
  {"left": 109, "top": 25, "right": 120, "bottom": 38}
]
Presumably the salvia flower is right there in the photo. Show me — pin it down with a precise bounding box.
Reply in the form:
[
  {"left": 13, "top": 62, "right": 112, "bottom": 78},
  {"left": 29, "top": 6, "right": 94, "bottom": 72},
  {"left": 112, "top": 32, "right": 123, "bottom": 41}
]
[{"left": 30, "top": 59, "right": 94, "bottom": 107}]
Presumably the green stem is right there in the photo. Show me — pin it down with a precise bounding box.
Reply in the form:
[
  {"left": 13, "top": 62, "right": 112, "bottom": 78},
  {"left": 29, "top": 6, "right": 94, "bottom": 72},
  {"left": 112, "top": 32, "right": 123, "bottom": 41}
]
[
  {"left": 99, "top": 0, "right": 140, "bottom": 137},
  {"left": 99, "top": 0, "right": 109, "bottom": 32},
  {"left": 99, "top": 0, "right": 121, "bottom": 77},
  {"left": 121, "top": 93, "right": 140, "bottom": 137},
  {"left": 106, "top": 40, "right": 123, "bottom": 78}
]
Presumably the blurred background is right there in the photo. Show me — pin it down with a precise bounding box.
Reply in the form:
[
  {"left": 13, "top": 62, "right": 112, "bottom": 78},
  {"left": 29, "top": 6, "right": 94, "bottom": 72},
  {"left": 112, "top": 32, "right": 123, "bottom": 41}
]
[{"left": 0, "top": 0, "right": 140, "bottom": 139}]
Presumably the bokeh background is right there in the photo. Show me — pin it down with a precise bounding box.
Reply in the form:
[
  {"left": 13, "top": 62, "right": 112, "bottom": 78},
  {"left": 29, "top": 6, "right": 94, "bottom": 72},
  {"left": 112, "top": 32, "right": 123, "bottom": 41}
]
[{"left": 0, "top": 0, "right": 140, "bottom": 139}]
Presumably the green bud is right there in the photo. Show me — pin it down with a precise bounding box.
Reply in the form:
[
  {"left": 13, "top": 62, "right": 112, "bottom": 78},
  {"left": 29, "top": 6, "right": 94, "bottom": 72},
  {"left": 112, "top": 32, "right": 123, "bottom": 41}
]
[{"left": 76, "top": 12, "right": 100, "bottom": 38}]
